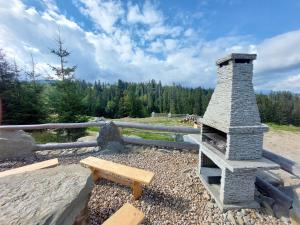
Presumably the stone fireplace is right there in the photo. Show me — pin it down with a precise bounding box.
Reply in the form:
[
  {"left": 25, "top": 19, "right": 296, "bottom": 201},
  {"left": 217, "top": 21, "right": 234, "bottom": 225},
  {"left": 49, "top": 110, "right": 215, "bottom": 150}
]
[{"left": 199, "top": 53, "right": 279, "bottom": 210}]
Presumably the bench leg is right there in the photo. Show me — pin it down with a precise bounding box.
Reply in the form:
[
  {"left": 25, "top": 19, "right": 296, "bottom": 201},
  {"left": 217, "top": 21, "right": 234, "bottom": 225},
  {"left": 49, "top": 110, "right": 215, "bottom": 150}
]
[
  {"left": 132, "top": 181, "right": 142, "bottom": 200},
  {"left": 90, "top": 168, "right": 100, "bottom": 182}
]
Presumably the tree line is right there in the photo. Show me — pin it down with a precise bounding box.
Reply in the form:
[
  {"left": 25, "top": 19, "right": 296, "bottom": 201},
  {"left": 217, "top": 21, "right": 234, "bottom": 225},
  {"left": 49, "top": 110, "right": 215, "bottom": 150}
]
[{"left": 1, "top": 34, "right": 300, "bottom": 129}]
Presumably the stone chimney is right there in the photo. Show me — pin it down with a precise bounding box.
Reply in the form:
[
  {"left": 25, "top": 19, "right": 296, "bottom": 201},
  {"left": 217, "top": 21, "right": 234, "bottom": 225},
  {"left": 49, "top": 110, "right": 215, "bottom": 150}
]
[
  {"left": 200, "top": 53, "right": 268, "bottom": 160},
  {"left": 202, "top": 53, "right": 261, "bottom": 133}
]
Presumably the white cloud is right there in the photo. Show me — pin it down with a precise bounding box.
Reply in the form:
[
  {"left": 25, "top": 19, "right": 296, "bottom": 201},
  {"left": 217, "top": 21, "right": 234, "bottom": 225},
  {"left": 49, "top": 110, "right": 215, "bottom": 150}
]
[
  {"left": 148, "top": 25, "right": 182, "bottom": 39},
  {"left": 127, "top": 1, "right": 162, "bottom": 25},
  {"left": 77, "top": 0, "right": 124, "bottom": 33},
  {"left": 255, "top": 30, "right": 300, "bottom": 74},
  {"left": 0, "top": 0, "right": 300, "bottom": 93},
  {"left": 184, "top": 28, "right": 195, "bottom": 37}
]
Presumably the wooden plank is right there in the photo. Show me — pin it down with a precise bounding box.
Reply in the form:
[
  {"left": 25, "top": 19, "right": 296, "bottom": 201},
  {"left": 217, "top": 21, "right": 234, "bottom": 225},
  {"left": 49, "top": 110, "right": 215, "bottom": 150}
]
[
  {"left": 95, "top": 170, "right": 133, "bottom": 187},
  {"left": 80, "top": 157, "right": 154, "bottom": 185},
  {"left": 102, "top": 203, "right": 144, "bottom": 225},
  {"left": 0, "top": 158, "right": 59, "bottom": 178}
]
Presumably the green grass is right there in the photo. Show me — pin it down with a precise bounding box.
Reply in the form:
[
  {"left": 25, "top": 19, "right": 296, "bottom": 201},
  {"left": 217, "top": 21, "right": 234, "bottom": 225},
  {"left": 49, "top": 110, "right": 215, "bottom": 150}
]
[
  {"left": 121, "top": 128, "right": 175, "bottom": 141},
  {"left": 267, "top": 123, "right": 300, "bottom": 132},
  {"left": 31, "top": 131, "right": 70, "bottom": 144},
  {"left": 113, "top": 117, "right": 190, "bottom": 141},
  {"left": 87, "top": 126, "right": 100, "bottom": 133}
]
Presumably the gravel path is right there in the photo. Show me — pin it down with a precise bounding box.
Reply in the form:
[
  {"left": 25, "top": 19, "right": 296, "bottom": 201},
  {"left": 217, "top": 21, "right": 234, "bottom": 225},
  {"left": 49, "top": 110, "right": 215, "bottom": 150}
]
[
  {"left": 0, "top": 146, "right": 290, "bottom": 225},
  {"left": 85, "top": 148, "right": 287, "bottom": 225}
]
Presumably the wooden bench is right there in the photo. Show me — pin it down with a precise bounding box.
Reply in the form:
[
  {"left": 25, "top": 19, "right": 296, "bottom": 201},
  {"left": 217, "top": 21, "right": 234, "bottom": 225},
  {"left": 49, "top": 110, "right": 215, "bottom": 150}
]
[
  {"left": 0, "top": 158, "right": 59, "bottom": 178},
  {"left": 102, "top": 203, "right": 144, "bottom": 225},
  {"left": 80, "top": 156, "right": 154, "bottom": 200}
]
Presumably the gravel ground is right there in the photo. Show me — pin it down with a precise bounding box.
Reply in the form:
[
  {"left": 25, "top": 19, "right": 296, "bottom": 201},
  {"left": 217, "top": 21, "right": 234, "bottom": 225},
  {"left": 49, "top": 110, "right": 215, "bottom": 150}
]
[{"left": 0, "top": 146, "right": 290, "bottom": 225}]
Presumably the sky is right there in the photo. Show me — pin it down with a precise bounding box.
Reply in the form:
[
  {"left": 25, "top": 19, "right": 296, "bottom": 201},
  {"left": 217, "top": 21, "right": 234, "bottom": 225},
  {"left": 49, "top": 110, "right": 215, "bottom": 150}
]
[{"left": 1, "top": 0, "right": 300, "bottom": 92}]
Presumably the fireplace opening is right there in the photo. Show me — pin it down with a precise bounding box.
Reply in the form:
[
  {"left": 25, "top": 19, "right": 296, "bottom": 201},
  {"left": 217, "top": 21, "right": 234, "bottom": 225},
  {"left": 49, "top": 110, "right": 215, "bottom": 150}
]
[
  {"left": 200, "top": 152, "right": 221, "bottom": 185},
  {"left": 202, "top": 124, "right": 227, "bottom": 154}
]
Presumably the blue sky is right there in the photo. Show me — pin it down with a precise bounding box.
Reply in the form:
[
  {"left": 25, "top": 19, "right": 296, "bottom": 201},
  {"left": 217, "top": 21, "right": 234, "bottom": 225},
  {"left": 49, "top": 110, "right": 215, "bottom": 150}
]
[{"left": 1, "top": 0, "right": 300, "bottom": 92}]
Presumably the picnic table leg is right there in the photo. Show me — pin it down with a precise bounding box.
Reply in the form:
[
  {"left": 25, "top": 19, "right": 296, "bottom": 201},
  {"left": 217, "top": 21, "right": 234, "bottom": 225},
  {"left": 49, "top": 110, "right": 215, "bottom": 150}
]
[{"left": 132, "top": 181, "right": 142, "bottom": 200}]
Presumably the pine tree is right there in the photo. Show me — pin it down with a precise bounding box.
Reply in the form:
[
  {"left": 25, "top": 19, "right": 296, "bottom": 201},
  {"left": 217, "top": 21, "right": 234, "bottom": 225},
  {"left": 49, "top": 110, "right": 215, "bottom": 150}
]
[
  {"left": 48, "top": 31, "right": 86, "bottom": 140},
  {"left": 48, "top": 30, "right": 76, "bottom": 81}
]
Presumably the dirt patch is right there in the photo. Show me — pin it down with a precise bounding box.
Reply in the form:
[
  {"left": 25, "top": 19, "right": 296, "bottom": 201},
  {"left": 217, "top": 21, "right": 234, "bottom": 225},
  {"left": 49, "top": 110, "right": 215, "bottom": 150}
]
[{"left": 264, "top": 131, "right": 300, "bottom": 164}]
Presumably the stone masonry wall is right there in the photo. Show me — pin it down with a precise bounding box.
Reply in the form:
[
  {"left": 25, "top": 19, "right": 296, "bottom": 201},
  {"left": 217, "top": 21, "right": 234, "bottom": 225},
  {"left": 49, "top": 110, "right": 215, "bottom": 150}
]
[
  {"left": 226, "top": 133, "right": 263, "bottom": 160},
  {"left": 220, "top": 168, "right": 256, "bottom": 204}
]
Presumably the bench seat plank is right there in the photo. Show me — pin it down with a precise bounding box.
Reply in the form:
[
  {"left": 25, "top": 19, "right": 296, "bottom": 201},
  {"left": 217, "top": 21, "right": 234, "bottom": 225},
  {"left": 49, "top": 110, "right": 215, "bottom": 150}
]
[
  {"left": 102, "top": 203, "right": 144, "bottom": 225},
  {"left": 80, "top": 157, "right": 154, "bottom": 185},
  {"left": 0, "top": 158, "right": 59, "bottom": 178}
]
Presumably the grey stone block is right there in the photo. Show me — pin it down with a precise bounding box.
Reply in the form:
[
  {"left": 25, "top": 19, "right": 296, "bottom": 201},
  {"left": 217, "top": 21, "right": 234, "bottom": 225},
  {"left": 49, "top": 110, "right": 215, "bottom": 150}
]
[
  {"left": 226, "top": 133, "right": 263, "bottom": 160},
  {"left": 220, "top": 168, "right": 256, "bottom": 204},
  {"left": 0, "top": 130, "right": 35, "bottom": 160},
  {"left": 0, "top": 164, "right": 93, "bottom": 225}
]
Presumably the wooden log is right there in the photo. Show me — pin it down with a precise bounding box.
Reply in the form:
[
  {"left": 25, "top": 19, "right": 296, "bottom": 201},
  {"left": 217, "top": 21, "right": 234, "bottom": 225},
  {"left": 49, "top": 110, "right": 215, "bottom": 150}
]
[
  {"left": 34, "top": 138, "right": 199, "bottom": 151},
  {"left": 114, "top": 121, "right": 200, "bottom": 134},
  {"left": 0, "top": 121, "right": 200, "bottom": 134},
  {"left": 263, "top": 149, "right": 300, "bottom": 178},
  {"left": 255, "top": 176, "right": 293, "bottom": 209},
  {"left": 123, "top": 137, "right": 199, "bottom": 151},
  {"left": 0, "top": 122, "right": 105, "bottom": 130},
  {"left": 34, "top": 141, "right": 98, "bottom": 151}
]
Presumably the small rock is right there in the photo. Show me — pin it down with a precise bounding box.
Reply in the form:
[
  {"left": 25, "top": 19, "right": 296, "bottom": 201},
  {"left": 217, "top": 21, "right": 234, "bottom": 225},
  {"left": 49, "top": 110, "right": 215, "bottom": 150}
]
[
  {"left": 227, "top": 212, "right": 237, "bottom": 225},
  {"left": 236, "top": 215, "right": 244, "bottom": 225},
  {"left": 207, "top": 202, "right": 214, "bottom": 209}
]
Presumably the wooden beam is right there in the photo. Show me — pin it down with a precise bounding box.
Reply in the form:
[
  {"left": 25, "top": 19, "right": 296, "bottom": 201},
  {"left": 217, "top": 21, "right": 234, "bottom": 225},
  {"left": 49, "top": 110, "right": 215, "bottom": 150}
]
[
  {"left": 263, "top": 149, "right": 300, "bottom": 178},
  {"left": 255, "top": 176, "right": 293, "bottom": 210},
  {"left": 102, "top": 203, "right": 144, "bottom": 225},
  {"left": 0, "top": 158, "right": 59, "bottom": 178}
]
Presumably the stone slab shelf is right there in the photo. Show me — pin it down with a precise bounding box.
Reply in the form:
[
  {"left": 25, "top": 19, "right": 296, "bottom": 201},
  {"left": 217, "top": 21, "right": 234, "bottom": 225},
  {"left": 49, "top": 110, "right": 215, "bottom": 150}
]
[
  {"left": 188, "top": 133, "right": 279, "bottom": 172},
  {"left": 201, "top": 143, "right": 279, "bottom": 172}
]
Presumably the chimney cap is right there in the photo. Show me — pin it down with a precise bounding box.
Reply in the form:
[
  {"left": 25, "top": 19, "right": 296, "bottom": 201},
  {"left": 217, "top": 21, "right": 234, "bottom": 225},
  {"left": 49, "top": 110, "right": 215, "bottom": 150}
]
[{"left": 216, "top": 53, "right": 257, "bottom": 66}]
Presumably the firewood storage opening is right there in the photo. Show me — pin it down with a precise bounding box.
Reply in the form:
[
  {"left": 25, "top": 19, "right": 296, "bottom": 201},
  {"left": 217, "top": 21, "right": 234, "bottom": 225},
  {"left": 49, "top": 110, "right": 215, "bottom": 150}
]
[{"left": 200, "top": 152, "right": 221, "bottom": 186}]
